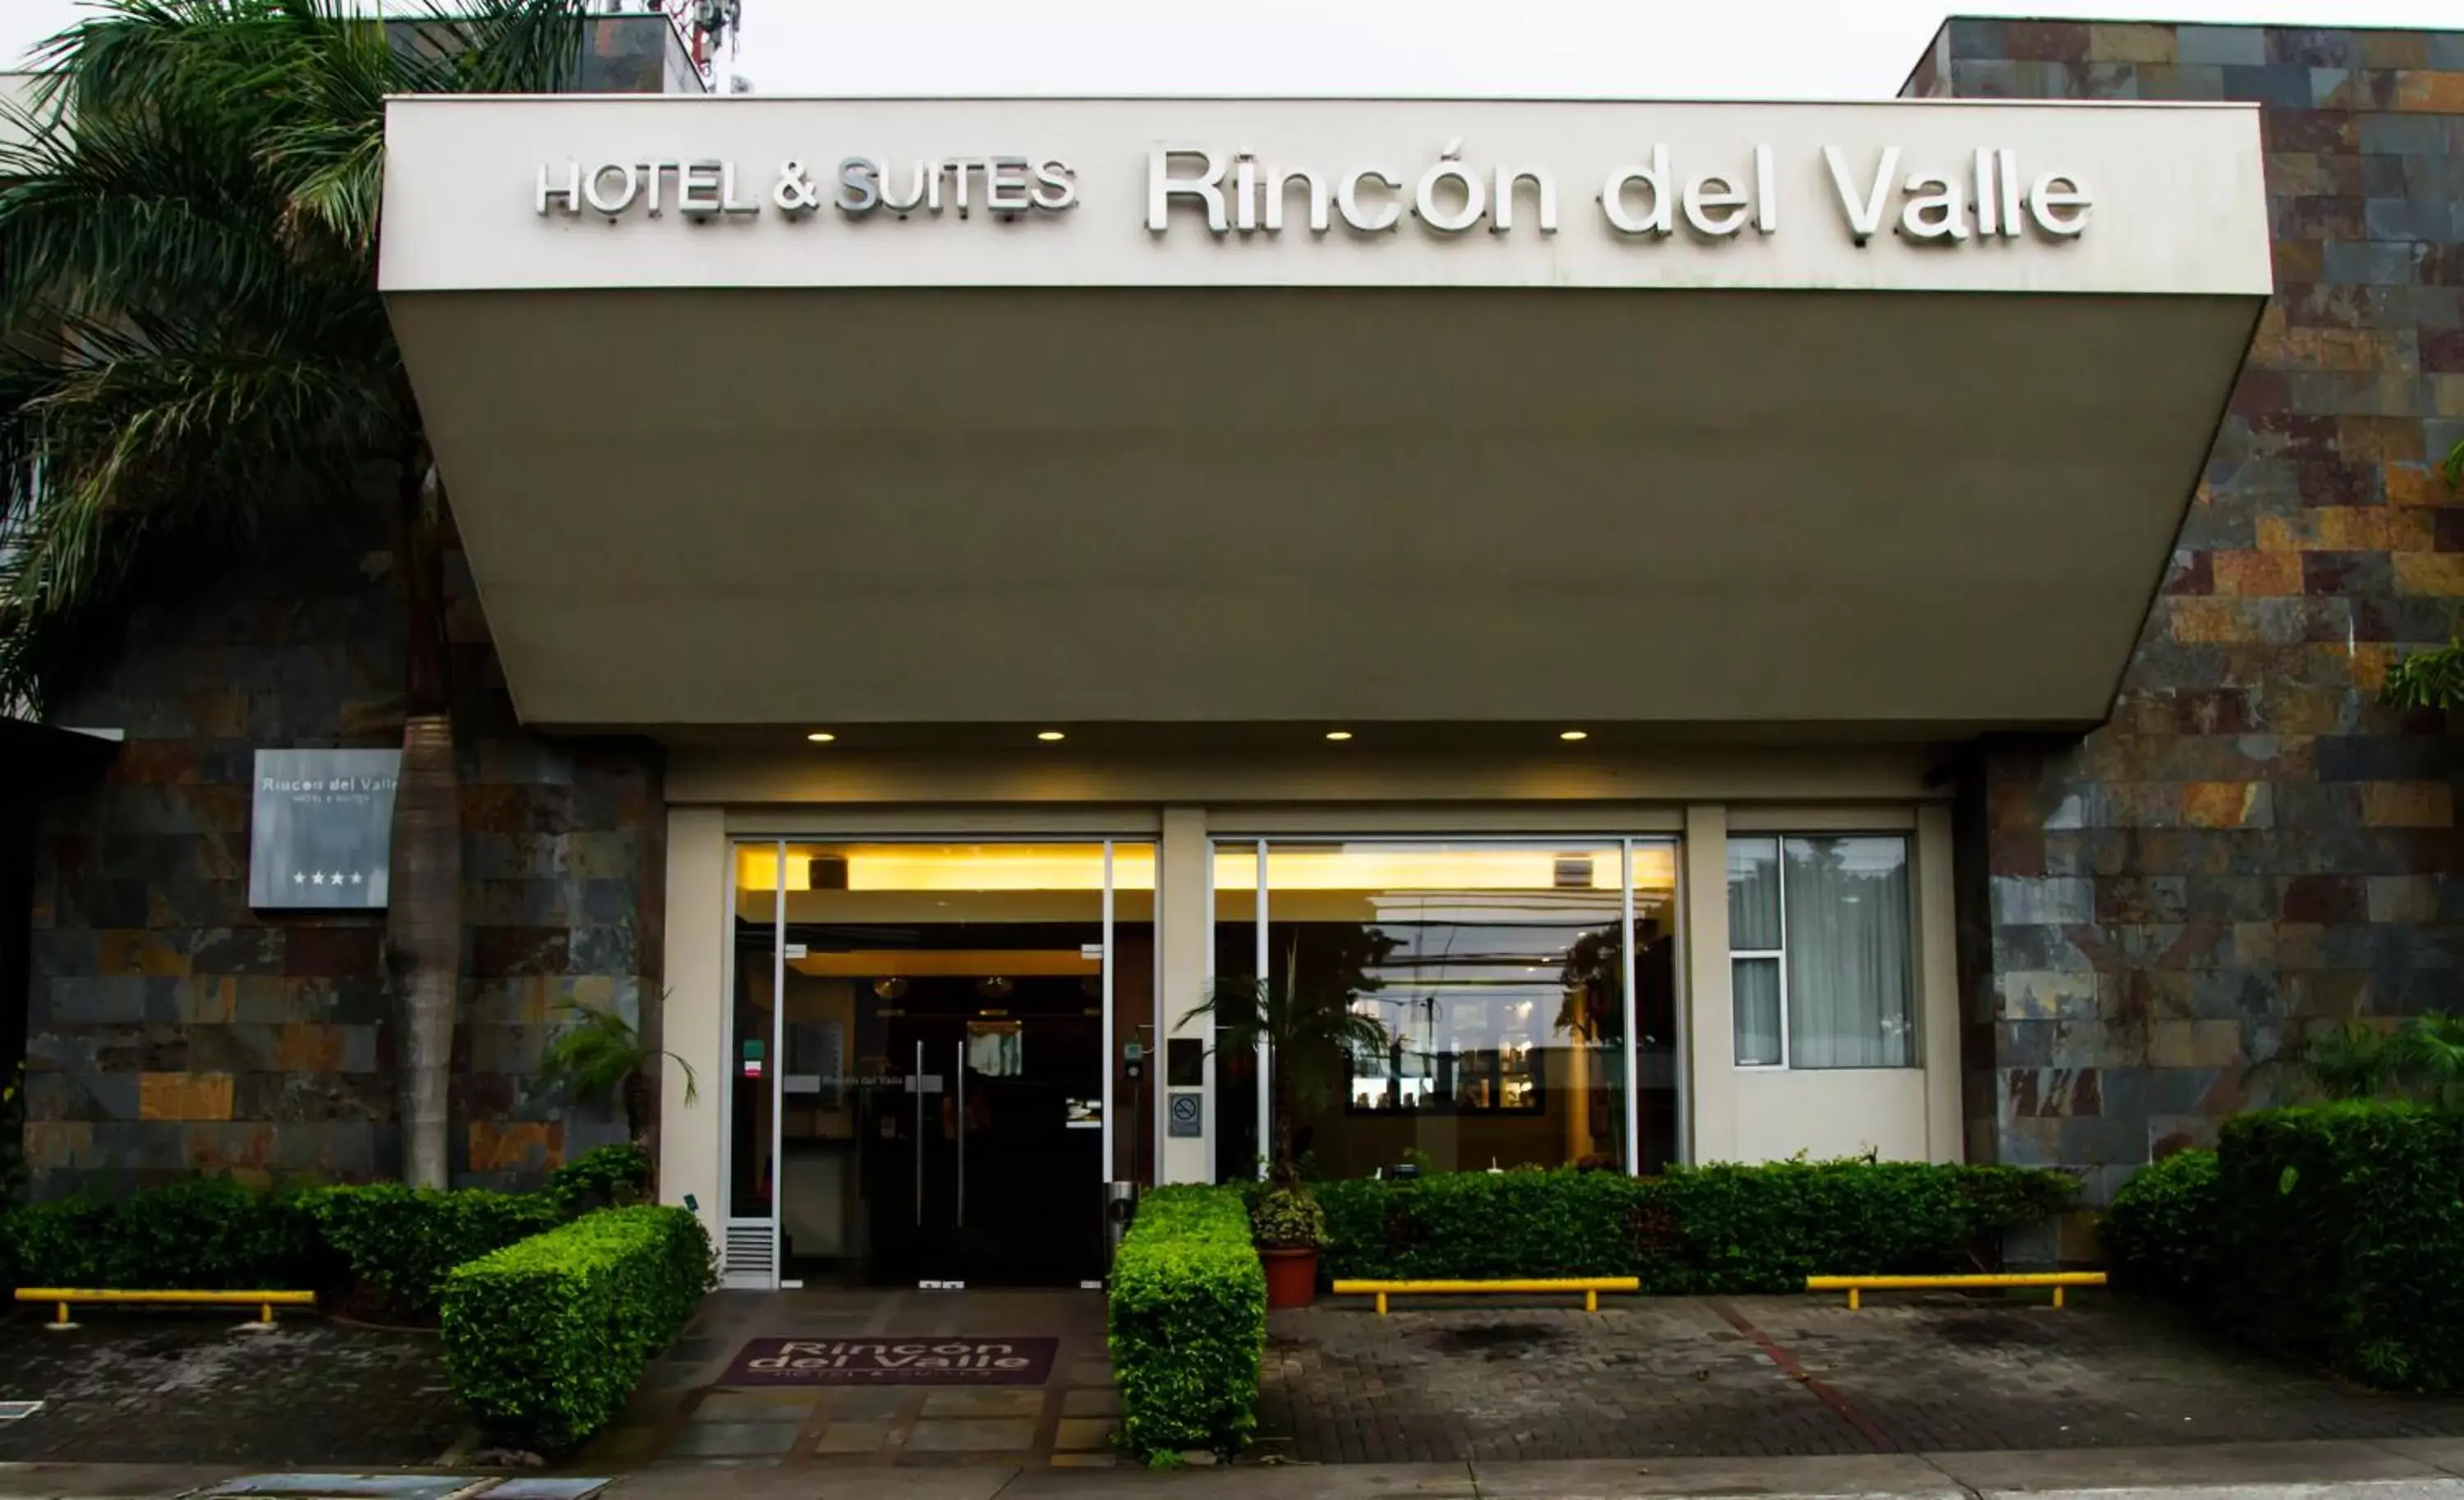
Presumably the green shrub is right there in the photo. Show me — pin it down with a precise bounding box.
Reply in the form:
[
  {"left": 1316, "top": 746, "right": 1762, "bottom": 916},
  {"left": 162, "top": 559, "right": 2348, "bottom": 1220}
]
[
  {"left": 441, "top": 1205, "right": 713, "bottom": 1453},
  {"left": 1317, "top": 1160, "right": 2075, "bottom": 1292},
  {"left": 310, "top": 1183, "right": 560, "bottom": 1322},
  {"left": 2217, "top": 1103, "right": 2464, "bottom": 1391},
  {"left": 1248, "top": 1186, "right": 1324, "bottom": 1250},
  {"left": 544, "top": 1143, "right": 655, "bottom": 1216},
  {"left": 2099, "top": 1149, "right": 2218, "bottom": 1301},
  {"left": 2, "top": 1180, "right": 329, "bottom": 1291},
  {"left": 1109, "top": 1185, "right": 1266, "bottom": 1459}
]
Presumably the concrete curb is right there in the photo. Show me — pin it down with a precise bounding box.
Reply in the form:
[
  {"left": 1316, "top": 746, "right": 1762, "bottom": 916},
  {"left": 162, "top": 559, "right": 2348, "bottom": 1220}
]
[{"left": 15, "top": 1440, "right": 2464, "bottom": 1500}]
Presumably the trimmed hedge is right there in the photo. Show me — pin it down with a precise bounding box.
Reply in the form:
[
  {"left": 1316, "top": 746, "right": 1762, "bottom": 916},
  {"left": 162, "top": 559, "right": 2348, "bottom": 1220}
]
[
  {"left": 1317, "top": 1160, "right": 2076, "bottom": 1291},
  {"left": 2216, "top": 1104, "right": 2464, "bottom": 1391},
  {"left": 310, "top": 1183, "right": 563, "bottom": 1322},
  {"left": 0, "top": 1145, "right": 656, "bottom": 1320},
  {"left": 441, "top": 1205, "right": 715, "bottom": 1453},
  {"left": 1109, "top": 1185, "right": 1266, "bottom": 1460},
  {"left": 0, "top": 1178, "right": 330, "bottom": 1292},
  {"left": 2099, "top": 1148, "right": 2218, "bottom": 1302}
]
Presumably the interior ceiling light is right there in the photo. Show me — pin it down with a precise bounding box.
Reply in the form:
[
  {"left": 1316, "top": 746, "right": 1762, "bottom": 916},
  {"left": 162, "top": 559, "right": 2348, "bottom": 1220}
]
[
  {"left": 1325, "top": 730, "right": 1354, "bottom": 742},
  {"left": 1037, "top": 729, "right": 1067, "bottom": 742},
  {"left": 1559, "top": 729, "right": 1589, "bottom": 741},
  {"left": 806, "top": 731, "right": 836, "bottom": 743}
]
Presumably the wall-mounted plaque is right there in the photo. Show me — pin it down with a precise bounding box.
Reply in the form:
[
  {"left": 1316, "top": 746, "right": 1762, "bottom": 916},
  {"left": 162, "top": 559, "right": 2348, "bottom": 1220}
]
[{"left": 248, "top": 748, "right": 402, "bottom": 910}]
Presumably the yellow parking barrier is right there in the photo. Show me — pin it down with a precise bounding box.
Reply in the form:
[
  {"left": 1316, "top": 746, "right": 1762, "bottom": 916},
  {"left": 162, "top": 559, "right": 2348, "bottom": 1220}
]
[
  {"left": 1332, "top": 1277, "right": 1641, "bottom": 1314},
  {"left": 16, "top": 1288, "right": 317, "bottom": 1331},
  {"left": 1806, "top": 1272, "right": 2107, "bottom": 1309}
]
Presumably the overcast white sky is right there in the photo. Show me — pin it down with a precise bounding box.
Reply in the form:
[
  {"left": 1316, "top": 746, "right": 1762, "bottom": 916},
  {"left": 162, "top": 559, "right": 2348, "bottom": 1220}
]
[{"left": 2, "top": 0, "right": 2459, "bottom": 98}]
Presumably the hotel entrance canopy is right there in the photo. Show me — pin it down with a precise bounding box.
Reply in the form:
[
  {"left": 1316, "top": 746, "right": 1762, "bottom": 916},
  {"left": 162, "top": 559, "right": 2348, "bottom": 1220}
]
[{"left": 378, "top": 96, "right": 2269, "bottom": 739}]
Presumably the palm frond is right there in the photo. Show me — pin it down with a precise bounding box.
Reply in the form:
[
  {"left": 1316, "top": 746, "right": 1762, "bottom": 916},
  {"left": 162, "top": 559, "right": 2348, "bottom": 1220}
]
[
  {"left": 0, "top": 0, "right": 597, "bottom": 711},
  {"left": 2384, "top": 640, "right": 2464, "bottom": 711},
  {"left": 540, "top": 1004, "right": 701, "bottom": 1107}
]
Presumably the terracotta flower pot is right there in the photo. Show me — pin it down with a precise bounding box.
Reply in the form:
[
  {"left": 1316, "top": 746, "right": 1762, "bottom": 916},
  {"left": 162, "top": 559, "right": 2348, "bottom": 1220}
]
[{"left": 1259, "top": 1245, "right": 1318, "bottom": 1310}]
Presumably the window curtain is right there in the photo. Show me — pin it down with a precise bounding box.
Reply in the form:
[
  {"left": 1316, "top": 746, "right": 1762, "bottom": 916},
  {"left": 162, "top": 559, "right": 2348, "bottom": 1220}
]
[
  {"left": 1781, "top": 837, "right": 1914, "bottom": 1069},
  {"left": 1726, "top": 839, "right": 1783, "bottom": 1065}
]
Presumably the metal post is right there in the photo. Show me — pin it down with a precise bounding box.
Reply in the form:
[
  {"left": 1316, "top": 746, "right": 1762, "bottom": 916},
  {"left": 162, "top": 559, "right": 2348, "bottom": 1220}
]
[
  {"left": 770, "top": 840, "right": 786, "bottom": 1286},
  {"left": 1620, "top": 840, "right": 1640, "bottom": 1176},
  {"left": 1101, "top": 840, "right": 1115, "bottom": 1183},
  {"left": 1254, "top": 841, "right": 1269, "bottom": 1180}
]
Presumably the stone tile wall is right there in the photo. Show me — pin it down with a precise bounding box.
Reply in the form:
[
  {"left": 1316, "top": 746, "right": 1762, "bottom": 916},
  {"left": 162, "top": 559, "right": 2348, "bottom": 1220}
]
[
  {"left": 1911, "top": 20, "right": 2464, "bottom": 1208},
  {"left": 21, "top": 516, "right": 663, "bottom": 1197}
]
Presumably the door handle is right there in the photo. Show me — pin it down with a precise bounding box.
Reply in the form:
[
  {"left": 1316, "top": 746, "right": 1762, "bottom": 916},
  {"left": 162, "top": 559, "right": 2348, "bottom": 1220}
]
[
  {"left": 914, "top": 1038, "right": 924, "bottom": 1229},
  {"left": 955, "top": 1039, "right": 967, "bottom": 1230}
]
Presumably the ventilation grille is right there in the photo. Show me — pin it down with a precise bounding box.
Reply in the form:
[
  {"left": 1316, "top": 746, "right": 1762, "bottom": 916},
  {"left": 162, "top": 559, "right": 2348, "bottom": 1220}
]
[{"left": 722, "top": 1222, "right": 776, "bottom": 1289}]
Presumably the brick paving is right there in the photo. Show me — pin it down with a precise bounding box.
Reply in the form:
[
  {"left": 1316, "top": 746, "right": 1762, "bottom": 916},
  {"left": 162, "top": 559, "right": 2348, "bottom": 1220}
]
[{"left": 1256, "top": 1292, "right": 2464, "bottom": 1464}]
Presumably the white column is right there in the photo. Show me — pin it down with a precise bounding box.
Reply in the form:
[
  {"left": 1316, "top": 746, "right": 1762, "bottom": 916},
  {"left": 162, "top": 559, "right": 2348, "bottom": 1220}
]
[
  {"left": 1683, "top": 804, "right": 1737, "bottom": 1163},
  {"left": 1916, "top": 803, "right": 1965, "bottom": 1163},
  {"left": 1157, "top": 807, "right": 1212, "bottom": 1184},
  {"left": 659, "top": 807, "right": 729, "bottom": 1248}
]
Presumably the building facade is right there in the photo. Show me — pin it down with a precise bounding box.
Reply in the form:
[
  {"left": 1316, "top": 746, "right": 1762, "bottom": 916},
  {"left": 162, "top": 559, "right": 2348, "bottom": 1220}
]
[
  {"left": 1908, "top": 21, "right": 2464, "bottom": 1226},
  {"left": 13, "top": 17, "right": 2462, "bottom": 1288}
]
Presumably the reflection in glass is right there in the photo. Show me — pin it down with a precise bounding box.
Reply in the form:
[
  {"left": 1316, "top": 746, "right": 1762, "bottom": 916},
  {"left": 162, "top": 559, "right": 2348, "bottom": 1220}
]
[
  {"left": 760, "top": 842, "right": 1119, "bottom": 1285},
  {"left": 1211, "top": 844, "right": 1262, "bottom": 1181},
  {"left": 1230, "top": 840, "right": 1680, "bottom": 1180},
  {"left": 729, "top": 843, "right": 779, "bottom": 1220}
]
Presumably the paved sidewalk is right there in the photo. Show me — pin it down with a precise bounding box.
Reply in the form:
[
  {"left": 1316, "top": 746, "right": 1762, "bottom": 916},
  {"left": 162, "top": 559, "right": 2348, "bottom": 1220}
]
[
  {"left": 23, "top": 1438, "right": 2464, "bottom": 1500},
  {"left": 576, "top": 1289, "right": 1119, "bottom": 1470},
  {"left": 16, "top": 1290, "right": 2464, "bottom": 1475}
]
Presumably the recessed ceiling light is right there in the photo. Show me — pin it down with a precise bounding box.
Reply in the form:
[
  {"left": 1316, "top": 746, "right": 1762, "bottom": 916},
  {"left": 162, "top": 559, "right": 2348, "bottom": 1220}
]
[
  {"left": 806, "top": 731, "right": 836, "bottom": 743},
  {"left": 1325, "top": 730, "right": 1354, "bottom": 742},
  {"left": 1559, "top": 729, "right": 1589, "bottom": 742},
  {"left": 1037, "top": 729, "right": 1066, "bottom": 742}
]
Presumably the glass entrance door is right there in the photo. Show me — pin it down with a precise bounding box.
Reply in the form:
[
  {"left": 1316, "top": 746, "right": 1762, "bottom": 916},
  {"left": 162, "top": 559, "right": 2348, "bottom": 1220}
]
[
  {"left": 728, "top": 840, "right": 1153, "bottom": 1289},
  {"left": 867, "top": 986, "right": 1106, "bottom": 1286}
]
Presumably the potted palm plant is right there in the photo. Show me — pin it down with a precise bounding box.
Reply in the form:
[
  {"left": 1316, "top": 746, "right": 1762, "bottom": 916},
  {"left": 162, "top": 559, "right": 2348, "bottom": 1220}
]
[{"left": 1184, "top": 941, "right": 1390, "bottom": 1309}]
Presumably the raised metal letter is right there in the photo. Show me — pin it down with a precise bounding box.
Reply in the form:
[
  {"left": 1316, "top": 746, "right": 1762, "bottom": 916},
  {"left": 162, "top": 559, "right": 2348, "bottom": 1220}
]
[
  {"left": 1148, "top": 148, "right": 1229, "bottom": 233},
  {"left": 1337, "top": 167, "right": 1402, "bottom": 232}
]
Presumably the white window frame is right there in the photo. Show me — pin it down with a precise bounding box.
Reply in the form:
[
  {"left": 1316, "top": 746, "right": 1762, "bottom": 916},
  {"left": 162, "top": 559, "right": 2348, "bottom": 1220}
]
[{"left": 1726, "top": 832, "right": 1916, "bottom": 1074}]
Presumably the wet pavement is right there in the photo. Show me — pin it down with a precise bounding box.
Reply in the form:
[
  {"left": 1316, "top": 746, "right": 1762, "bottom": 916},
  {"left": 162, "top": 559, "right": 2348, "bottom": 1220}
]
[
  {"left": 573, "top": 1289, "right": 1119, "bottom": 1471},
  {"left": 16, "top": 1287, "right": 2464, "bottom": 1473},
  {"left": 0, "top": 1305, "right": 462, "bottom": 1465},
  {"left": 1256, "top": 1290, "right": 2464, "bottom": 1463}
]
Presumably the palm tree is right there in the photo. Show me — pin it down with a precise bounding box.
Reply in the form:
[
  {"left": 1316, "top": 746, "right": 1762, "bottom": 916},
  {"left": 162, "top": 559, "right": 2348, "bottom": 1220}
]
[
  {"left": 1184, "top": 936, "right": 1391, "bottom": 1185},
  {"left": 0, "top": 0, "right": 588, "bottom": 1187},
  {"left": 539, "top": 1001, "right": 700, "bottom": 1156}
]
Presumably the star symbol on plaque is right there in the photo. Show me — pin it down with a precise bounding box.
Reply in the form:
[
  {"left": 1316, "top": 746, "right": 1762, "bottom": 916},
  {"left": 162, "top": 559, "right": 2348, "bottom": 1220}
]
[
  {"left": 350, "top": 872, "right": 365, "bottom": 886},
  {"left": 292, "top": 872, "right": 306, "bottom": 886},
  {"left": 310, "top": 871, "right": 328, "bottom": 886}
]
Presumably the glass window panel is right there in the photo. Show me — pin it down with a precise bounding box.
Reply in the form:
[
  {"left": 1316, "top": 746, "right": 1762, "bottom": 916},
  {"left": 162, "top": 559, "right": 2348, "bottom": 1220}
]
[
  {"left": 1110, "top": 844, "right": 1158, "bottom": 1184},
  {"left": 1781, "top": 836, "right": 1915, "bottom": 1070},
  {"left": 1630, "top": 840, "right": 1681, "bottom": 1175},
  {"left": 729, "top": 841, "right": 779, "bottom": 1221},
  {"left": 1266, "top": 840, "right": 1629, "bottom": 1179},
  {"left": 775, "top": 843, "right": 1108, "bottom": 1282},
  {"left": 1726, "top": 837, "right": 1782, "bottom": 951},
  {"left": 1211, "top": 840, "right": 1262, "bottom": 1183},
  {"left": 1732, "top": 956, "right": 1782, "bottom": 1067}
]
